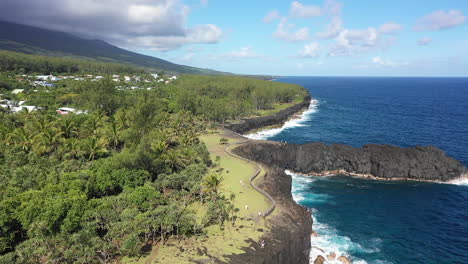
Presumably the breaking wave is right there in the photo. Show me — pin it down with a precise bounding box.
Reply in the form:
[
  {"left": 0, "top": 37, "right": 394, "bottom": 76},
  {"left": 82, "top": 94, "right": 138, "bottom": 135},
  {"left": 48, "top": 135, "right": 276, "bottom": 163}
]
[{"left": 244, "top": 99, "right": 319, "bottom": 140}]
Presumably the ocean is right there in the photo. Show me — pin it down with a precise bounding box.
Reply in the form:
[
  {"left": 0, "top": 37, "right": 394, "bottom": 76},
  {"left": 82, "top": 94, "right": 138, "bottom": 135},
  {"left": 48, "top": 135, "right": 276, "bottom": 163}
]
[{"left": 248, "top": 77, "right": 468, "bottom": 264}]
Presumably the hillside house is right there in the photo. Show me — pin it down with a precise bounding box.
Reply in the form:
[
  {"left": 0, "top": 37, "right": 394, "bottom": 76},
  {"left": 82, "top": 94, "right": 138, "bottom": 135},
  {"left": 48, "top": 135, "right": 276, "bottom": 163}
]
[
  {"left": 12, "top": 89, "right": 25, "bottom": 94},
  {"left": 56, "top": 107, "right": 85, "bottom": 115}
]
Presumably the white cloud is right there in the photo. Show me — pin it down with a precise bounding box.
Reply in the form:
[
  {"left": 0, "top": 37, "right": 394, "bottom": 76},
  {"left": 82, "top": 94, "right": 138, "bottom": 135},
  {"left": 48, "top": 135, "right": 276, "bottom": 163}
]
[
  {"left": 180, "top": 52, "right": 195, "bottom": 61},
  {"left": 128, "top": 24, "right": 223, "bottom": 52},
  {"left": 299, "top": 42, "right": 321, "bottom": 58},
  {"left": 0, "top": 0, "right": 222, "bottom": 52},
  {"left": 379, "top": 22, "right": 403, "bottom": 34},
  {"left": 225, "top": 46, "right": 258, "bottom": 59},
  {"left": 316, "top": 0, "right": 343, "bottom": 39},
  {"left": 200, "top": 0, "right": 208, "bottom": 5},
  {"left": 273, "top": 18, "right": 309, "bottom": 42},
  {"left": 372, "top": 56, "right": 408, "bottom": 67},
  {"left": 316, "top": 17, "right": 343, "bottom": 39},
  {"left": 414, "top": 10, "right": 466, "bottom": 31},
  {"left": 263, "top": 10, "right": 281, "bottom": 23},
  {"left": 289, "top": 1, "right": 322, "bottom": 18},
  {"left": 328, "top": 27, "right": 381, "bottom": 56},
  {"left": 323, "top": 0, "right": 343, "bottom": 17},
  {"left": 211, "top": 46, "right": 264, "bottom": 60},
  {"left": 418, "top": 37, "right": 432, "bottom": 46}
]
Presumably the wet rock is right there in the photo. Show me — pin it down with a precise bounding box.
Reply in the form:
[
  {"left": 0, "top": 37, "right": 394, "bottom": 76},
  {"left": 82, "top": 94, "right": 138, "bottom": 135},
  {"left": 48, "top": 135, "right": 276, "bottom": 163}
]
[
  {"left": 313, "top": 255, "right": 325, "bottom": 264},
  {"left": 327, "top": 252, "right": 336, "bottom": 261},
  {"left": 338, "top": 255, "right": 351, "bottom": 264},
  {"left": 311, "top": 231, "right": 319, "bottom": 237}
]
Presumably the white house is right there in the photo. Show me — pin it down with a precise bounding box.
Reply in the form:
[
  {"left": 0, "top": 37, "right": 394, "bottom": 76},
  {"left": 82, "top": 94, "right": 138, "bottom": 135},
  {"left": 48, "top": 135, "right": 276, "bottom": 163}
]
[
  {"left": 151, "top": 73, "right": 159, "bottom": 79},
  {"left": 36, "top": 75, "right": 50, "bottom": 81},
  {"left": 56, "top": 107, "right": 85, "bottom": 115},
  {"left": 12, "top": 89, "right": 25, "bottom": 95},
  {"left": 12, "top": 105, "right": 37, "bottom": 113}
]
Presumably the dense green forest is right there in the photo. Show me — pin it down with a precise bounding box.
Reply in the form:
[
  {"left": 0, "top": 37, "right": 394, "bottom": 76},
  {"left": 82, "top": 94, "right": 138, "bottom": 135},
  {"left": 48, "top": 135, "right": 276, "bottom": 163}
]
[
  {"left": 0, "top": 50, "right": 145, "bottom": 74},
  {"left": 0, "top": 51, "right": 307, "bottom": 263}
]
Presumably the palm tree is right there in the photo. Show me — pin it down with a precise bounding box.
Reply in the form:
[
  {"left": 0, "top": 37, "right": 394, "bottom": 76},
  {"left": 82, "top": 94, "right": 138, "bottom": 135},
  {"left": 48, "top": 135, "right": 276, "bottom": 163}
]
[
  {"left": 106, "top": 120, "right": 120, "bottom": 150},
  {"left": 57, "top": 118, "right": 77, "bottom": 139},
  {"left": 83, "top": 136, "right": 108, "bottom": 161},
  {"left": 203, "top": 173, "right": 224, "bottom": 201},
  {"left": 6, "top": 127, "right": 34, "bottom": 152},
  {"left": 33, "top": 127, "right": 63, "bottom": 155}
]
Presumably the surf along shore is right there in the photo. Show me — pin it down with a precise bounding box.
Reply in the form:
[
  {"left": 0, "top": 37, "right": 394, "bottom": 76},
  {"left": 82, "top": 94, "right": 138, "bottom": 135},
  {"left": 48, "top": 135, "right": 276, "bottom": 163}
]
[{"left": 225, "top": 88, "right": 466, "bottom": 264}]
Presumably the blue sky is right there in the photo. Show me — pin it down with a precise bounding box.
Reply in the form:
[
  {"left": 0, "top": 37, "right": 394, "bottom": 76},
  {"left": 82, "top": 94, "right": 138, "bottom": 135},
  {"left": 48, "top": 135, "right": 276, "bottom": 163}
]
[
  {"left": 2, "top": 0, "right": 467, "bottom": 76},
  {"left": 145, "top": 0, "right": 468, "bottom": 76}
]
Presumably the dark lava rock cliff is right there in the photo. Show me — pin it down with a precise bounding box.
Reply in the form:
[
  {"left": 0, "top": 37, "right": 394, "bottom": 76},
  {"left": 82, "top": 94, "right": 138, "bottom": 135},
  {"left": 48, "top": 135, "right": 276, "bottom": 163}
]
[
  {"left": 225, "top": 95, "right": 311, "bottom": 134},
  {"left": 234, "top": 141, "right": 466, "bottom": 182}
]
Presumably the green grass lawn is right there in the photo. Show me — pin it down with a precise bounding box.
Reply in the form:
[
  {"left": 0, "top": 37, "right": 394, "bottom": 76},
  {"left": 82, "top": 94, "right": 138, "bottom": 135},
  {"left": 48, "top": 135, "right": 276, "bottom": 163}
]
[{"left": 123, "top": 130, "right": 271, "bottom": 263}]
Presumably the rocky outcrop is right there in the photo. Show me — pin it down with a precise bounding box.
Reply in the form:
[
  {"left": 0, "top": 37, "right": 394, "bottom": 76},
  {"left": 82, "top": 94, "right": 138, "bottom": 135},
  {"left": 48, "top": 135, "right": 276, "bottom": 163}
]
[
  {"left": 233, "top": 141, "right": 466, "bottom": 182},
  {"left": 314, "top": 255, "right": 325, "bottom": 264},
  {"left": 224, "top": 95, "right": 312, "bottom": 134}
]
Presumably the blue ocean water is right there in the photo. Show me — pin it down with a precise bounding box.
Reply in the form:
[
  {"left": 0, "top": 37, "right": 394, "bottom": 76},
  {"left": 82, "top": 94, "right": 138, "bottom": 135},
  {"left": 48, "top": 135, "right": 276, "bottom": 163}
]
[
  {"left": 264, "top": 77, "right": 468, "bottom": 264},
  {"left": 273, "top": 77, "right": 468, "bottom": 166}
]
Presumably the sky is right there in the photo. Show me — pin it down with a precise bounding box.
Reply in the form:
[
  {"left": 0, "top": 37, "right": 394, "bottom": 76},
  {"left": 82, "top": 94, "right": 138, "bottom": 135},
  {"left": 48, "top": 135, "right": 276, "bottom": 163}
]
[{"left": 1, "top": 0, "right": 468, "bottom": 76}]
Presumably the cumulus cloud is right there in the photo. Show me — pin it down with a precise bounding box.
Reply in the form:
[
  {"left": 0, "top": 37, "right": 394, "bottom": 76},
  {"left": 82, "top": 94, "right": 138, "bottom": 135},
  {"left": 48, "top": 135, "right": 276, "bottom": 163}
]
[
  {"left": 414, "top": 10, "right": 466, "bottom": 31},
  {"left": 379, "top": 22, "right": 403, "bottom": 34},
  {"left": 418, "top": 37, "right": 432, "bottom": 46},
  {"left": 328, "top": 27, "right": 380, "bottom": 56},
  {"left": 316, "top": 0, "right": 344, "bottom": 39},
  {"left": 372, "top": 56, "right": 408, "bottom": 67},
  {"left": 263, "top": 10, "right": 281, "bottom": 23},
  {"left": 211, "top": 46, "right": 264, "bottom": 60},
  {"left": 289, "top": 1, "right": 322, "bottom": 18},
  {"left": 299, "top": 42, "right": 321, "bottom": 58},
  {"left": 273, "top": 18, "right": 309, "bottom": 42},
  {"left": 127, "top": 24, "right": 223, "bottom": 51},
  {"left": 0, "top": 0, "right": 223, "bottom": 51},
  {"left": 180, "top": 52, "right": 195, "bottom": 61}
]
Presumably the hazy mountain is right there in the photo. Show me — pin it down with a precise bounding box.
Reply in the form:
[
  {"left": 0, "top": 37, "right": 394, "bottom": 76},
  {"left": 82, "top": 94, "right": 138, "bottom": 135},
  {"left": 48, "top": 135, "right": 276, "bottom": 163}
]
[{"left": 0, "top": 20, "right": 228, "bottom": 75}]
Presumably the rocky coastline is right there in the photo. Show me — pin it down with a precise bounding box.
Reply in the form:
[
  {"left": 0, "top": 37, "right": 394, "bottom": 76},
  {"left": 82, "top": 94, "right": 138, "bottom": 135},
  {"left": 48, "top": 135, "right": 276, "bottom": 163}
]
[
  {"left": 233, "top": 141, "right": 466, "bottom": 183},
  {"left": 224, "top": 94, "right": 312, "bottom": 135},
  {"left": 223, "top": 90, "right": 466, "bottom": 264}
]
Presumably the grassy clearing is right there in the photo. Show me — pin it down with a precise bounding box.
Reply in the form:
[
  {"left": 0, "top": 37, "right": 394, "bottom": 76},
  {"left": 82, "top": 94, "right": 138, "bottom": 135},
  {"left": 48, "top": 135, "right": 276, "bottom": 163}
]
[
  {"left": 124, "top": 130, "right": 271, "bottom": 263},
  {"left": 250, "top": 93, "right": 306, "bottom": 118}
]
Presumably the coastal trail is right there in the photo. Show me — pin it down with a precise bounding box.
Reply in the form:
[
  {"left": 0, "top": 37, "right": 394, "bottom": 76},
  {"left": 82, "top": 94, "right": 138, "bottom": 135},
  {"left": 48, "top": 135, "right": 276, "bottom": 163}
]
[
  {"left": 221, "top": 129, "right": 276, "bottom": 217},
  {"left": 126, "top": 129, "right": 276, "bottom": 264}
]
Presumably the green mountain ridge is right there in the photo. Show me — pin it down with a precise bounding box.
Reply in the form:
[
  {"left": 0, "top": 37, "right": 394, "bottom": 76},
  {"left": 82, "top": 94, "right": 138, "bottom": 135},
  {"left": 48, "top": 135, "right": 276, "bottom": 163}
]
[{"left": 0, "top": 20, "right": 229, "bottom": 75}]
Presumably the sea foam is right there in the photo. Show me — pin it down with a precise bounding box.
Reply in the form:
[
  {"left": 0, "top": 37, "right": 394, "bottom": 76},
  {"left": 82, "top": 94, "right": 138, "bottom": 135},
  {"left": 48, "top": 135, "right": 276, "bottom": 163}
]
[
  {"left": 447, "top": 177, "right": 468, "bottom": 186},
  {"left": 244, "top": 99, "right": 319, "bottom": 140},
  {"left": 287, "top": 170, "right": 387, "bottom": 264}
]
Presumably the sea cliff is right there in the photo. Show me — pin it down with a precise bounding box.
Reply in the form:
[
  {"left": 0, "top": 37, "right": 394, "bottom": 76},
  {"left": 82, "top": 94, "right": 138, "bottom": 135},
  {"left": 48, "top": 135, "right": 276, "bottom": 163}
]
[
  {"left": 225, "top": 94, "right": 312, "bottom": 134},
  {"left": 233, "top": 141, "right": 466, "bottom": 182}
]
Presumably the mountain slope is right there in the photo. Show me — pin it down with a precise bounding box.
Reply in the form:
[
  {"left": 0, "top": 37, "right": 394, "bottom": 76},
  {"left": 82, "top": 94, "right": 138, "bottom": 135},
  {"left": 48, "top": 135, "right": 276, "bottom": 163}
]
[{"left": 0, "top": 20, "right": 228, "bottom": 75}]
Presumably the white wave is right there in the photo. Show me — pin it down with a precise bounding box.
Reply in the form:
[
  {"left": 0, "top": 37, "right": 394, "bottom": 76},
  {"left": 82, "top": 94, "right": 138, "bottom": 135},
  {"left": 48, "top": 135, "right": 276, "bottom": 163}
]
[
  {"left": 447, "top": 177, "right": 468, "bottom": 186},
  {"left": 288, "top": 170, "right": 387, "bottom": 264},
  {"left": 244, "top": 99, "right": 319, "bottom": 140}
]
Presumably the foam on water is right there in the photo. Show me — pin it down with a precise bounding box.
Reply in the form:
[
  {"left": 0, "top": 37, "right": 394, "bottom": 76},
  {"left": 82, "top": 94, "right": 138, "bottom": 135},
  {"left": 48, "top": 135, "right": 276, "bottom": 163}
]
[
  {"left": 244, "top": 99, "right": 319, "bottom": 140},
  {"left": 447, "top": 177, "right": 468, "bottom": 186},
  {"left": 287, "top": 170, "right": 389, "bottom": 264}
]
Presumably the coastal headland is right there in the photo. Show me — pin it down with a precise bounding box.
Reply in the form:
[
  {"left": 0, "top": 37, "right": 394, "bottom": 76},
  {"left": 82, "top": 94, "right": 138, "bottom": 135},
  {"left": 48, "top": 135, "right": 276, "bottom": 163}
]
[{"left": 222, "top": 89, "right": 466, "bottom": 263}]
